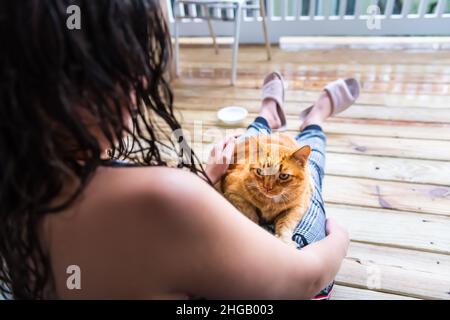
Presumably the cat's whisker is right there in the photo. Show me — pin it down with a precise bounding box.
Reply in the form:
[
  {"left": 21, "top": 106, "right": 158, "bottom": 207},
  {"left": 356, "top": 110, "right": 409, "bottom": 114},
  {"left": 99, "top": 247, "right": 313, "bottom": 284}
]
[{"left": 279, "top": 193, "right": 289, "bottom": 209}]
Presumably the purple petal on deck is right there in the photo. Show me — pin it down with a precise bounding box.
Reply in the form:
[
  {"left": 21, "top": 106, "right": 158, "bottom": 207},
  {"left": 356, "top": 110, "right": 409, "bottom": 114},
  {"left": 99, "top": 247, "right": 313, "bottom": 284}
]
[
  {"left": 376, "top": 185, "right": 393, "bottom": 209},
  {"left": 429, "top": 188, "right": 450, "bottom": 199},
  {"left": 354, "top": 145, "right": 367, "bottom": 152}
]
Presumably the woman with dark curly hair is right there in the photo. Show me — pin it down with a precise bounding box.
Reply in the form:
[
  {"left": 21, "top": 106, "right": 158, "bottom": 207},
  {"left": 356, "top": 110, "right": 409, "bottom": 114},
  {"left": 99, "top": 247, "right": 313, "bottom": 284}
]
[{"left": 0, "top": 0, "right": 348, "bottom": 299}]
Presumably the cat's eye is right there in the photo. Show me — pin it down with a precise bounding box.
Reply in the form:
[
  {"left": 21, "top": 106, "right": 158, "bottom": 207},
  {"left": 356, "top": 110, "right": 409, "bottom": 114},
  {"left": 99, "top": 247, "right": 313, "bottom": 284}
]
[
  {"left": 279, "top": 173, "right": 290, "bottom": 180},
  {"left": 255, "top": 168, "right": 263, "bottom": 176}
]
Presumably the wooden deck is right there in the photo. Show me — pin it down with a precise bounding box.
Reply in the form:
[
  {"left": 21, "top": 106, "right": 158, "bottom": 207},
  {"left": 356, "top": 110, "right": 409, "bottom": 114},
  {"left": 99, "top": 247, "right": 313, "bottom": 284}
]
[{"left": 170, "top": 39, "right": 450, "bottom": 300}]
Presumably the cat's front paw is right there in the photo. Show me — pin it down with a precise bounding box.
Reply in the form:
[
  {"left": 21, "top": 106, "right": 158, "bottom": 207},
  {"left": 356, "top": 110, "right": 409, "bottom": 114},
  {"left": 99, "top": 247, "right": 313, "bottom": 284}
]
[{"left": 276, "top": 232, "right": 297, "bottom": 248}]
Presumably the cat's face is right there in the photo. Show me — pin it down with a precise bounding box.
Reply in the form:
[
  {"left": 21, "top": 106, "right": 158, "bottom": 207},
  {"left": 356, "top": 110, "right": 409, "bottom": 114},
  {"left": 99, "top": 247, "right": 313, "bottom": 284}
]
[{"left": 243, "top": 143, "right": 311, "bottom": 202}]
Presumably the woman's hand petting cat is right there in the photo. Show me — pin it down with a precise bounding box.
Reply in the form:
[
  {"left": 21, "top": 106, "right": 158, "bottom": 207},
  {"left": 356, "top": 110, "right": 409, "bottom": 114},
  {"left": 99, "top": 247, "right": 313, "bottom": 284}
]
[{"left": 205, "top": 135, "right": 238, "bottom": 184}]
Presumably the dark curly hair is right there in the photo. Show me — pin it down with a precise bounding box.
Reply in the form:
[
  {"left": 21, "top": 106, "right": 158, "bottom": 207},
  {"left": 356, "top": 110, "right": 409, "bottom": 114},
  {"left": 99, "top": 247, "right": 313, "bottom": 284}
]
[{"left": 0, "top": 0, "right": 206, "bottom": 299}]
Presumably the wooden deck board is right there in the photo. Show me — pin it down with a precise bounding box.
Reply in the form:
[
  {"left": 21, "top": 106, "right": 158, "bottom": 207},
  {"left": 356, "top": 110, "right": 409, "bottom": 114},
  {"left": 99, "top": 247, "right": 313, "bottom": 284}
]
[
  {"left": 172, "top": 42, "right": 450, "bottom": 299},
  {"left": 172, "top": 109, "right": 450, "bottom": 141},
  {"left": 175, "top": 98, "right": 450, "bottom": 122},
  {"left": 178, "top": 110, "right": 450, "bottom": 144},
  {"left": 174, "top": 86, "right": 450, "bottom": 108},
  {"left": 331, "top": 285, "right": 419, "bottom": 300},
  {"left": 337, "top": 242, "right": 450, "bottom": 300},
  {"left": 328, "top": 204, "right": 450, "bottom": 254}
]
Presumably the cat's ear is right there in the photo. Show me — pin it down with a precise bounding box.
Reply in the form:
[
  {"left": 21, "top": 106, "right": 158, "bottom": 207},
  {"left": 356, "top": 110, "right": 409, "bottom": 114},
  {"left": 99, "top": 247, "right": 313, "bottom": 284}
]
[{"left": 291, "top": 145, "right": 311, "bottom": 165}]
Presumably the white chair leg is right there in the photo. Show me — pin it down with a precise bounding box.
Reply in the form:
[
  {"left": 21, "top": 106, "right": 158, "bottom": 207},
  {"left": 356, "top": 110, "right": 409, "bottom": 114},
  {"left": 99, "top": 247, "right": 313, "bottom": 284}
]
[
  {"left": 174, "top": 18, "right": 180, "bottom": 76},
  {"left": 231, "top": 3, "right": 242, "bottom": 86},
  {"left": 205, "top": 6, "right": 219, "bottom": 54},
  {"left": 259, "top": 0, "right": 271, "bottom": 61}
]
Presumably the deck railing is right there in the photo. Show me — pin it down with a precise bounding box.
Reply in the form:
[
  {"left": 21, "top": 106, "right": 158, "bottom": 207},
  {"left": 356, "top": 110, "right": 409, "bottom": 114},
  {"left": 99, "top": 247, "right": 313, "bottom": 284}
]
[{"left": 168, "top": 0, "right": 450, "bottom": 43}]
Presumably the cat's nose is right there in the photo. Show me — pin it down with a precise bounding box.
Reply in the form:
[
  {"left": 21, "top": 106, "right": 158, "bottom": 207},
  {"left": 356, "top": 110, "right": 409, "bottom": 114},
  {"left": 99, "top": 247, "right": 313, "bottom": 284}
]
[{"left": 263, "top": 177, "right": 274, "bottom": 191}]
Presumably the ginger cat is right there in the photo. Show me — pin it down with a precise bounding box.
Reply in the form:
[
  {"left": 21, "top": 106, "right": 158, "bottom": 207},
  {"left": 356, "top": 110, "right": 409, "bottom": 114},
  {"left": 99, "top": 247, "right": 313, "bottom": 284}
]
[{"left": 220, "top": 133, "right": 312, "bottom": 245}]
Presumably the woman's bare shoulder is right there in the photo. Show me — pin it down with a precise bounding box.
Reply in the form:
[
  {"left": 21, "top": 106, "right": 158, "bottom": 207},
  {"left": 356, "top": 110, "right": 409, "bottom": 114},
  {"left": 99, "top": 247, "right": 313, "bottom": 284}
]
[
  {"left": 89, "top": 165, "right": 214, "bottom": 218},
  {"left": 48, "top": 165, "right": 211, "bottom": 230},
  {"left": 109, "top": 165, "right": 209, "bottom": 195}
]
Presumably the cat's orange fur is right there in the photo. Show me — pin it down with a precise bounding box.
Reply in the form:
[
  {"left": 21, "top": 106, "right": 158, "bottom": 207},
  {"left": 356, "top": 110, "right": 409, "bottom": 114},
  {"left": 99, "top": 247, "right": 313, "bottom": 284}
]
[{"left": 220, "top": 133, "right": 312, "bottom": 245}]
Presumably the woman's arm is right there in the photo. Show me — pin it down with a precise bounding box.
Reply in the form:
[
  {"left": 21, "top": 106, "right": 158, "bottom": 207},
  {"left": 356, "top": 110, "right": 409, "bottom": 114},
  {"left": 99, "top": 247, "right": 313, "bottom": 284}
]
[{"left": 146, "top": 168, "right": 349, "bottom": 299}]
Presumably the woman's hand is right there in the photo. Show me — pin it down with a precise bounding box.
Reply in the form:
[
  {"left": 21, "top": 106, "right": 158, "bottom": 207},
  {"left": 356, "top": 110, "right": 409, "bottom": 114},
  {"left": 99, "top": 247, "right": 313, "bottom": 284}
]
[
  {"left": 325, "top": 217, "right": 349, "bottom": 254},
  {"left": 326, "top": 217, "right": 347, "bottom": 236},
  {"left": 205, "top": 135, "right": 238, "bottom": 184}
]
